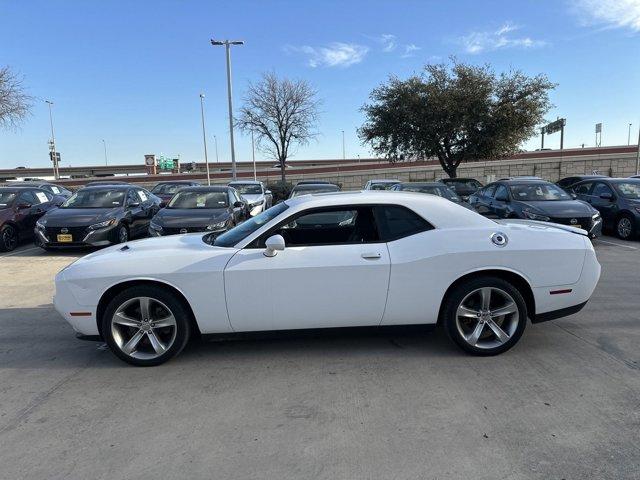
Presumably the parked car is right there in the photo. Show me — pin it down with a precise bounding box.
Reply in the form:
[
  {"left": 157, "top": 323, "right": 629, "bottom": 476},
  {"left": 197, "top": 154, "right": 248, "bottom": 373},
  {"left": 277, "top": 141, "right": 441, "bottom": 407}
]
[
  {"left": 54, "top": 191, "right": 601, "bottom": 366},
  {"left": 295, "top": 180, "right": 335, "bottom": 186},
  {"left": 0, "top": 186, "right": 63, "bottom": 252},
  {"left": 630, "top": 175, "right": 640, "bottom": 179},
  {"left": 289, "top": 183, "right": 340, "bottom": 198},
  {"left": 35, "top": 185, "right": 161, "bottom": 249},
  {"left": 228, "top": 180, "right": 272, "bottom": 216},
  {"left": 557, "top": 175, "right": 608, "bottom": 192},
  {"left": 150, "top": 180, "right": 200, "bottom": 206},
  {"left": 390, "top": 182, "right": 474, "bottom": 210},
  {"left": 149, "top": 186, "right": 248, "bottom": 237},
  {"left": 468, "top": 179, "right": 602, "bottom": 238},
  {"left": 438, "top": 178, "right": 483, "bottom": 201},
  {"left": 571, "top": 178, "right": 640, "bottom": 240},
  {"left": 363, "top": 179, "right": 400, "bottom": 190},
  {"left": 84, "top": 180, "right": 131, "bottom": 186},
  {"left": 5, "top": 181, "right": 73, "bottom": 200}
]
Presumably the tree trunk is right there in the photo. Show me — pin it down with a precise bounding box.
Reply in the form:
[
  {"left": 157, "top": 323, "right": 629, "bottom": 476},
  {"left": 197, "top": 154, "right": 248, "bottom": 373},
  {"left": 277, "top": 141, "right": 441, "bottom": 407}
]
[
  {"left": 279, "top": 158, "right": 286, "bottom": 183},
  {"left": 438, "top": 156, "right": 457, "bottom": 178}
]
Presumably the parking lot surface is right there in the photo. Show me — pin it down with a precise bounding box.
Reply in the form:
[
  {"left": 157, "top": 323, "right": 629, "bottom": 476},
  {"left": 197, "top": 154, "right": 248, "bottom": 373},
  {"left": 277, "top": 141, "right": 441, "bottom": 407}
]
[{"left": 1, "top": 239, "right": 639, "bottom": 480}]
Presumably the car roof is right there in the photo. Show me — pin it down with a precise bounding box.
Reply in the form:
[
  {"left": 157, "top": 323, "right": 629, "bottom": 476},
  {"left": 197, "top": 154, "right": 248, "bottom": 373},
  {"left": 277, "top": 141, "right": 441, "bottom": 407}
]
[
  {"left": 229, "top": 180, "right": 261, "bottom": 185},
  {"left": 0, "top": 185, "right": 45, "bottom": 191},
  {"left": 495, "top": 179, "right": 551, "bottom": 185},
  {"left": 294, "top": 183, "right": 339, "bottom": 189},
  {"left": 177, "top": 186, "right": 230, "bottom": 192},
  {"left": 369, "top": 179, "right": 400, "bottom": 183},
  {"left": 440, "top": 177, "right": 477, "bottom": 182},
  {"left": 398, "top": 181, "right": 444, "bottom": 186},
  {"left": 154, "top": 180, "right": 199, "bottom": 185},
  {"left": 594, "top": 177, "right": 640, "bottom": 183},
  {"left": 78, "top": 185, "right": 132, "bottom": 191},
  {"left": 283, "top": 191, "right": 493, "bottom": 229}
]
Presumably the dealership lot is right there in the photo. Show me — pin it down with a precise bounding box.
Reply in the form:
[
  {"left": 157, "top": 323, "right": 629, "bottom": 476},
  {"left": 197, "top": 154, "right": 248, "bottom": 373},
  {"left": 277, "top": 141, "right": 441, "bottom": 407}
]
[{"left": 0, "top": 239, "right": 639, "bottom": 479}]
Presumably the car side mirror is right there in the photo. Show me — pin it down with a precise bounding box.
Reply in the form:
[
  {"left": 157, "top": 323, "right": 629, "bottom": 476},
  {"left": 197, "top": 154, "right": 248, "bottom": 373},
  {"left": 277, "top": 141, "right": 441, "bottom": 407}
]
[
  {"left": 265, "top": 190, "right": 272, "bottom": 195},
  {"left": 233, "top": 201, "right": 244, "bottom": 208},
  {"left": 570, "top": 193, "right": 577, "bottom": 199},
  {"left": 264, "top": 234, "right": 285, "bottom": 257},
  {"left": 599, "top": 193, "right": 614, "bottom": 201},
  {"left": 16, "top": 202, "right": 32, "bottom": 210}
]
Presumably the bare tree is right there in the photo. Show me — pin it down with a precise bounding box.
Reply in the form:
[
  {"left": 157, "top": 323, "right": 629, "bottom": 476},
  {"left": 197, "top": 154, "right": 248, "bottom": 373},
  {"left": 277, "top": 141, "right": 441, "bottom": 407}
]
[
  {"left": 0, "top": 66, "right": 33, "bottom": 130},
  {"left": 237, "top": 73, "right": 320, "bottom": 182}
]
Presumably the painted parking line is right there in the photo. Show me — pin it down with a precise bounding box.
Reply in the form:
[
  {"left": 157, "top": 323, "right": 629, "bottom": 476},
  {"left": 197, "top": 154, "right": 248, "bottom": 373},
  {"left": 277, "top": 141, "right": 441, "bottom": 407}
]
[
  {"left": 0, "top": 246, "right": 41, "bottom": 258},
  {"left": 594, "top": 239, "right": 638, "bottom": 250}
]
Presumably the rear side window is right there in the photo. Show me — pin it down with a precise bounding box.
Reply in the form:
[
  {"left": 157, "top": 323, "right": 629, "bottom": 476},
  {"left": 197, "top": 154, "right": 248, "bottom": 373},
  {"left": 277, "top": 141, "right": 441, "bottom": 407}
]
[
  {"left": 591, "top": 183, "right": 613, "bottom": 197},
  {"left": 483, "top": 185, "right": 497, "bottom": 198},
  {"left": 574, "top": 182, "right": 593, "bottom": 195},
  {"left": 374, "top": 205, "right": 433, "bottom": 242}
]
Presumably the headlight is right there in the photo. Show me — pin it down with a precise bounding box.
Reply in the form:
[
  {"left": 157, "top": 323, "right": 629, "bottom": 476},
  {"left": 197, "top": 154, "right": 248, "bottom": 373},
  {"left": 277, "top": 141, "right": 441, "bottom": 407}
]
[
  {"left": 251, "top": 199, "right": 265, "bottom": 207},
  {"left": 206, "top": 220, "right": 227, "bottom": 231},
  {"left": 150, "top": 221, "right": 163, "bottom": 231},
  {"left": 88, "top": 218, "right": 116, "bottom": 230},
  {"left": 523, "top": 210, "right": 550, "bottom": 222},
  {"left": 592, "top": 212, "right": 601, "bottom": 220},
  {"left": 36, "top": 219, "right": 46, "bottom": 229}
]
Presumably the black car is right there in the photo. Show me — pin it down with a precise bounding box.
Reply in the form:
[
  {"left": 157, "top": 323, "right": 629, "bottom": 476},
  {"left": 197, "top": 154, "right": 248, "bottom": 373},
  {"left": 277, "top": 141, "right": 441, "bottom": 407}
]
[
  {"left": 0, "top": 186, "right": 63, "bottom": 252},
  {"left": 571, "top": 178, "right": 640, "bottom": 240},
  {"left": 35, "top": 185, "right": 161, "bottom": 249},
  {"left": 4, "top": 181, "right": 73, "bottom": 200},
  {"left": 151, "top": 180, "right": 201, "bottom": 206},
  {"left": 438, "top": 178, "right": 483, "bottom": 201},
  {"left": 149, "top": 186, "right": 248, "bottom": 237},
  {"left": 557, "top": 175, "right": 608, "bottom": 192},
  {"left": 390, "top": 182, "right": 475, "bottom": 210},
  {"left": 289, "top": 183, "right": 340, "bottom": 198},
  {"left": 469, "top": 179, "right": 602, "bottom": 238}
]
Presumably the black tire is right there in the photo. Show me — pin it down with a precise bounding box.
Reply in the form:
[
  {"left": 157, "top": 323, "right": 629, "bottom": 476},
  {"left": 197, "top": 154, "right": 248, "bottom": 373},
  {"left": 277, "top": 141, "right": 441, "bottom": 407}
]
[
  {"left": 615, "top": 214, "right": 635, "bottom": 240},
  {"left": 441, "top": 276, "right": 527, "bottom": 356},
  {"left": 101, "top": 285, "right": 192, "bottom": 366},
  {"left": 0, "top": 224, "right": 18, "bottom": 252},
  {"left": 114, "top": 223, "right": 129, "bottom": 244}
]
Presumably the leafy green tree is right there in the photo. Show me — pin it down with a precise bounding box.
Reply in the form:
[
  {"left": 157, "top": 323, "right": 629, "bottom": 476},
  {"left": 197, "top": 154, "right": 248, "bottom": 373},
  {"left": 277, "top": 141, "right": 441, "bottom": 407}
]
[{"left": 359, "top": 61, "right": 555, "bottom": 177}]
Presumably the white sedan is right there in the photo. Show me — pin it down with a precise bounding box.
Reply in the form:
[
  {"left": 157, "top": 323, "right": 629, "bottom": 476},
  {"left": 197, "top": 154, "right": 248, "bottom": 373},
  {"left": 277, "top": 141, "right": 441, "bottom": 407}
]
[{"left": 54, "top": 191, "right": 601, "bottom": 366}]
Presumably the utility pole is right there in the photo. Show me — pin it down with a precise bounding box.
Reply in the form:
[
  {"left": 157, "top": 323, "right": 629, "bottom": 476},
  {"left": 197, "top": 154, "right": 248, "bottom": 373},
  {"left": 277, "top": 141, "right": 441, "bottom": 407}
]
[
  {"left": 199, "top": 94, "right": 211, "bottom": 186},
  {"left": 102, "top": 139, "right": 108, "bottom": 166},
  {"left": 251, "top": 130, "right": 257, "bottom": 181},
  {"left": 628, "top": 123, "right": 632, "bottom": 146},
  {"left": 211, "top": 38, "right": 244, "bottom": 181},
  {"left": 341, "top": 130, "right": 346, "bottom": 160},
  {"left": 214, "top": 134, "right": 219, "bottom": 163},
  {"left": 45, "top": 100, "right": 58, "bottom": 179},
  {"left": 636, "top": 126, "right": 640, "bottom": 175}
]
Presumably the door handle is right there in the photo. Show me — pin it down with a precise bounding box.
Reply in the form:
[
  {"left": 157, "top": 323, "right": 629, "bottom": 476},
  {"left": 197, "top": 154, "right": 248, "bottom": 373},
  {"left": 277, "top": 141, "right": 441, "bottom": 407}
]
[{"left": 361, "top": 252, "right": 381, "bottom": 259}]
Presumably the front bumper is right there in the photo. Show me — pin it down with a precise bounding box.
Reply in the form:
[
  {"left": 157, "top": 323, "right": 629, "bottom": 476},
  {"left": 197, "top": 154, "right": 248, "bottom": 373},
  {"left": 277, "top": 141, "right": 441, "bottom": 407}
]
[
  {"left": 53, "top": 270, "right": 100, "bottom": 336},
  {"left": 36, "top": 224, "right": 117, "bottom": 248},
  {"left": 149, "top": 225, "right": 227, "bottom": 237}
]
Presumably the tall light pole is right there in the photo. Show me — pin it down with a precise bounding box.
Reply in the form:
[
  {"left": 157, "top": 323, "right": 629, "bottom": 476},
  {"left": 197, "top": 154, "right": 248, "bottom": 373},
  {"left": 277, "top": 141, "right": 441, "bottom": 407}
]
[
  {"left": 102, "top": 139, "right": 108, "bottom": 166},
  {"left": 628, "top": 123, "right": 633, "bottom": 146},
  {"left": 45, "top": 100, "right": 58, "bottom": 179},
  {"left": 635, "top": 126, "right": 640, "bottom": 175},
  {"left": 251, "top": 130, "right": 257, "bottom": 181},
  {"left": 199, "top": 93, "right": 211, "bottom": 186},
  {"left": 214, "top": 134, "right": 219, "bottom": 163},
  {"left": 341, "top": 130, "right": 346, "bottom": 160},
  {"left": 211, "top": 38, "right": 244, "bottom": 181}
]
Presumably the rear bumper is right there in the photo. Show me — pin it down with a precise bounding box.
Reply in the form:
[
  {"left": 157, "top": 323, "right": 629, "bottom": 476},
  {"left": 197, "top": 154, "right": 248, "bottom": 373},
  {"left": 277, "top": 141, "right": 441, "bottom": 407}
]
[{"left": 532, "top": 301, "right": 588, "bottom": 323}]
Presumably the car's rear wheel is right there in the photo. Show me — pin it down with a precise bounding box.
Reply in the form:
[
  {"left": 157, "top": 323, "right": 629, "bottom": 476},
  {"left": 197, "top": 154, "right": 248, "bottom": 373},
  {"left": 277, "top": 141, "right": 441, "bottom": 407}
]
[
  {"left": 442, "top": 276, "right": 527, "bottom": 355},
  {"left": 114, "top": 223, "right": 129, "bottom": 244},
  {"left": 0, "top": 225, "right": 18, "bottom": 252},
  {"left": 615, "top": 214, "right": 635, "bottom": 240},
  {"left": 102, "top": 285, "right": 191, "bottom": 366}
]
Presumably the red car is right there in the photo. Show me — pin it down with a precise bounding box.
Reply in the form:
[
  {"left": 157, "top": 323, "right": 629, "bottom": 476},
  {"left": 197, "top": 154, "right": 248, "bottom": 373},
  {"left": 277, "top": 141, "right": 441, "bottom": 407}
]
[
  {"left": 150, "top": 180, "right": 201, "bottom": 206},
  {"left": 0, "top": 186, "right": 64, "bottom": 252}
]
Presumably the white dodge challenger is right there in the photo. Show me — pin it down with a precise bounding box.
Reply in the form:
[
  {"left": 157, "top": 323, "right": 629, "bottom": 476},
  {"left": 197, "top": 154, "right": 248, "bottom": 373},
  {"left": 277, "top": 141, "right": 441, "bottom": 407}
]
[{"left": 54, "top": 191, "right": 601, "bottom": 366}]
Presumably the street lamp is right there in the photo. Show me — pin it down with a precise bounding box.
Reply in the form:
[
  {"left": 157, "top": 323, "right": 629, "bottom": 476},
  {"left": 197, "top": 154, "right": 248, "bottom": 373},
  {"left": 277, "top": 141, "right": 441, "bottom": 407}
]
[
  {"left": 341, "top": 130, "right": 346, "bottom": 160},
  {"left": 214, "top": 134, "right": 219, "bottom": 163},
  {"left": 628, "top": 123, "right": 633, "bottom": 146},
  {"left": 102, "top": 139, "right": 108, "bottom": 166},
  {"left": 251, "top": 130, "right": 257, "bottom": 181},
  {"left": 199, "top": 93, "right": 211, "bottom": 186},
  {"left": 211, "top": 38, "right": 244, "bottom": 181},
  {"left": 45, "top": 100, "right": 58, "bottom": 179}
]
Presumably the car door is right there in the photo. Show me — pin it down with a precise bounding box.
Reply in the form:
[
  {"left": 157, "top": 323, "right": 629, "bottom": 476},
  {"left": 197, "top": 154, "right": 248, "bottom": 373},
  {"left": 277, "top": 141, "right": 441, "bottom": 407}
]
[
  {"left": 126, "top": 189, "right": 145, "bottom": 236},
  {"left": 572, "top": 181, "right": 593, "bottom": 203},
  {"left": 474, "top": 185, "right": 496, "bottom": 215},
  {"left": 15, "top": 190, "right": 49, "bottom": 239},
  {"left": 136, "top": 189, "right": 157, "bottom": 229},
  {"left": 492, "top": 185, "right": 511, "bottom": 218},
  {"left": 228, "top": 189, "right": 246, "bottom": 223},
  {"left": 589, "top": 182, "right": 617, "bottom": 226},
  {"left": 223, "top": 205, "right": 391, "bottom": 332}
]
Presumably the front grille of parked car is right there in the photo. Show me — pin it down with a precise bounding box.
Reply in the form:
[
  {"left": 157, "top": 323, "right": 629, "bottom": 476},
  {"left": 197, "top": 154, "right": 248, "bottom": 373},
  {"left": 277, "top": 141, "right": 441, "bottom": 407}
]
[
  {"left": 549, "top": 216, "right": 591, "bottom": 228},
  {"left": 45, "top": 226, "right": 89, "bottom": 239},
  {"left": 162, "top": 226, "right": 208, "bottom": 235}
]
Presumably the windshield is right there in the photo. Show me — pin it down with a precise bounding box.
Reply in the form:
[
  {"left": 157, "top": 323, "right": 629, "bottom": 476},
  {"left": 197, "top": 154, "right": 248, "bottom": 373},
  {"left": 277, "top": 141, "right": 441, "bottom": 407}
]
[
  {"left": 212, "top": 202, "right": 289, "bottom": 248},
  {"left": 0, "top": 192, "right": 17, "bottom": 208},
  {"left": 509, "top": 183, "right": 571, "bottom": 201},
  {"left": 370, "top": 182, "right": 398, "bottom": 190},
  {"left": 291, "top": 185, "right": 338, "bottom": 197},
  {"left": 232, "top": 184, "right": 262, "bottom": 195},
  {"left": 152, "top": 183, "right": 190, "bottom": 195},
  {"left": 62, "top": 190, "right": 125, "bottom": 208},
  {"left": 402, "top": 185, "right": 460, "bottom": 200},
  {"left": 613, "top": 182, "right": 640, "bottom": 199},
  {"left": 443, "top": 179, "right": 481, "bottom": 188},
  {"left": 168, "top": 191, "right": 228, "bottom": 209}
]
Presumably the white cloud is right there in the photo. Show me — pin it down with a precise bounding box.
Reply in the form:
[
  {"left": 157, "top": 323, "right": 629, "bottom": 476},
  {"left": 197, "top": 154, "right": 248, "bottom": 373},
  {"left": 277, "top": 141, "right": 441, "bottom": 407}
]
[
  {"left": 285, "top": 42, "right": 369, "bottom": 68},
  {"left": 459, "top": 22, "right": 546, "bottom": 54},
  {"left": 401, "top": 44, "right": 421, "bottom": 58},
  {"left": 380, "top": 34, "right": 397, "bottom": 52},
  {"left": 570, "top": 0, "right": 640, "bottom": 31}
]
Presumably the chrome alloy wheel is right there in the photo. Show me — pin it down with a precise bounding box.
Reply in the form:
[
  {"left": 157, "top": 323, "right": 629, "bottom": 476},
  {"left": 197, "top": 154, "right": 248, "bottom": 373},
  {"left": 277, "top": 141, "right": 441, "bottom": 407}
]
[
  {"left": 617, "top": 217, "right": 632, "bottom": 239},
  {"left": 111, "top": 297, "right": 177, "bottom": 360},
  {"left": 455, "top": 287, "right": 519, "bottom": 349}
]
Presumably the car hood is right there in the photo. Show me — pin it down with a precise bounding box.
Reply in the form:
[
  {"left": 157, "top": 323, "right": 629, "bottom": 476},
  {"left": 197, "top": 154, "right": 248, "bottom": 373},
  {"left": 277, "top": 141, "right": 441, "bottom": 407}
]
[
  {"left": 154, "top": 208, "right": 229, "bottom": 227},
  {"left": 42, "top": 207, "right": 122, "bottom": 227},
  {"left": 241, "top": 194, "right": 264, "bottom": 204},
  {"left": 517, "top": 200, "right": 594, "bottom": 217}
]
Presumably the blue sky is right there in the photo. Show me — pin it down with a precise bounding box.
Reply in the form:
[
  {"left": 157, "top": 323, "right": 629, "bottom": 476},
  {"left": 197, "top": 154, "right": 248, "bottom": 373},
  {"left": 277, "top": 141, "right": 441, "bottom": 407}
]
[{"left": 1, "top": 0, "right": 639, "bottom": 167}]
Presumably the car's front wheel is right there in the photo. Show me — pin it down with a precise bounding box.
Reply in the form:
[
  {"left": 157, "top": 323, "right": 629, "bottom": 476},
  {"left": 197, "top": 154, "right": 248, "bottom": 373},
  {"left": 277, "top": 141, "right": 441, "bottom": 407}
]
[
  {"left": 442, "top": 276, "right": 527, "bottom": 355},
  {"left": 102, "top": 285, "right": 191, "bottom": 366},
  {"left": 0, "top": 224, "right": 18, "bottom": 252},
  {"left": 615, "top": 214, "right": 635, "bottom": 240}
]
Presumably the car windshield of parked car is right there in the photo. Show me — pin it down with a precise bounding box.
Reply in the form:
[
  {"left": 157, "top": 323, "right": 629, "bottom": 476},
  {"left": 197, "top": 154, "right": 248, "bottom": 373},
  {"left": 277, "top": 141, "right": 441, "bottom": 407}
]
[
  {"left": 168, "top": 191, "right": 228, "bottom": 209},
  {"left": 152, "top": 183, "right": 189, "bottom": 195},
  {"left": 62, "top": 190, "right": 125, "bottom": 208},
  {"left": 0, "top": 191, "right": 17, "bottom": 209},
  {"left": 402, "top": 185, "right": 460, "bottom": 201},
  {"left": 212, "top": 202, "right": 289, "bottom": 248},
  {"left": 232, "top": 184, "right": 262, "bottom": 195},
  {"left": 444, "top": 179, "right": 481, "bottom": 188},
  {"left": 509, "top": 183, "right": 571, "bottom": 201},
  {"left": 370, "top": 182, "right": 397, "bottom": 190},
  {"left": 613, "top": 182, "right": 640, "bottom": 199},
  {"left": 291, "top": 185, "right": 338, "bottom": 197}
]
